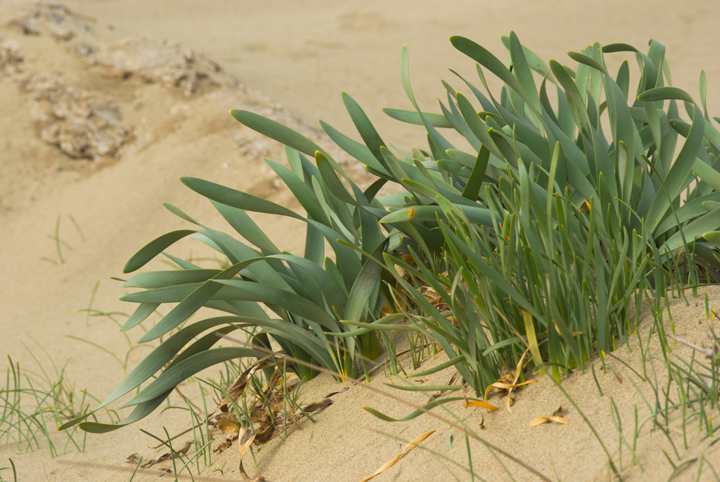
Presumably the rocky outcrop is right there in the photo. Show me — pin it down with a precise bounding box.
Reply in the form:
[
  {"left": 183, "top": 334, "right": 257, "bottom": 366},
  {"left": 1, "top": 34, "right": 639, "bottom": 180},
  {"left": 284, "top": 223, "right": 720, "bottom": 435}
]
[
  {"left": 20, "top": 74, "right": 130, "bottom": 160},
  {"left": 10, "top": 3, "right": 90, "bottom": 40},
  {"left": 0, "top": 37, "right": 22, "bottom": 76},
  {"left": 70, "top": 37, "right": 226, "bottom": 95},
  {"left": 2, "top": 3, "right": 240, "bottom": 161}
]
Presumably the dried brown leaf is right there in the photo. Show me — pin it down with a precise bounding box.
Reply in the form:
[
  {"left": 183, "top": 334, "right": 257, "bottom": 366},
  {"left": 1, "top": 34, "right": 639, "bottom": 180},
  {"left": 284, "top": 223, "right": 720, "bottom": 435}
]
[
  {"left": 219, "top": 419, "right": 238, "bottom": 434},
  {"left": 125, "top": 453, "right": 141, "bottom": 465},
  {"left": 213, "top": 440, "right": 232, "bottom": 454},
  {"left": 139, "top": 452, "right": 170, "bottom": 468},
  {"left": 303, "top": 398, "right": 333, "bottom": 413},
  {"left": 138, "top": 441, "right": 192, "bottom": 468},
  {"left": 360, "top": 430, "right": 435, "bottom": 482},
  {"left": 217, "top": 357, "right": 275, "bottom": 413},
  {"left": 219, "top": 420, "right": 239, "bottom": 442},
  {"left": 214, "top": 411, "right": 236, "bottom": 424},
  {"left": 253, "top": 424, "right": 275, "bottom": 445},
  {"left": 323, "top": 386, "right": 350, "bottom": 398},
  {"left": 238, "top": 427, "right": 266, "bottom": 482},
  {"left": 490, "top": 380, "right": 537, "bottom": 391}
]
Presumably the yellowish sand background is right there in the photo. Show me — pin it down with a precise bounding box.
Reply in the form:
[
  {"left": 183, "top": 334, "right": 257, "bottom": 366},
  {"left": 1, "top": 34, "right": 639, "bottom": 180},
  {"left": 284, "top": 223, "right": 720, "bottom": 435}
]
[{"left": 2, "top": 0, "right": 720, "bottom": 480}]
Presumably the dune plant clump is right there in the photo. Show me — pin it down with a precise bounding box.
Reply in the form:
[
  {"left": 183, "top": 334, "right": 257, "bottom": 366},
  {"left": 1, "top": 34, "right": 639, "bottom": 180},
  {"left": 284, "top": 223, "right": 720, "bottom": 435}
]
[
  {"left": 378, "top": 34, "right": 720, "bottom": 389},
  {"left": 61, "top": 32, "right": 720, "bottom": 436}
]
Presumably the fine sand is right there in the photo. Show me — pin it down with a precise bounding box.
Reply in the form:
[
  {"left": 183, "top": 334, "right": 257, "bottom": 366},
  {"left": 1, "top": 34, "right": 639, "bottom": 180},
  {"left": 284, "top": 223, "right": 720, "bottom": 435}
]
[{"left": 2, "top": 1, "right": 720, "bottom": 480}]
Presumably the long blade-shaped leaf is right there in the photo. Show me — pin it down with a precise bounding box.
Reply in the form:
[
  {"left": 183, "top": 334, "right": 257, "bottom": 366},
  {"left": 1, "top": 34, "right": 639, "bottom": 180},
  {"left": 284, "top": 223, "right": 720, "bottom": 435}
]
[{"left": 123, "top": 230, "right": 196, "bottom": 273}]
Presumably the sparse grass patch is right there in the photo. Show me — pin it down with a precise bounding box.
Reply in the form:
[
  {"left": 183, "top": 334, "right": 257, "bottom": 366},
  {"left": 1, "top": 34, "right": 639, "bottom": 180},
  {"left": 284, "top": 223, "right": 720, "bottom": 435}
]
[{"left": 0, "top": 348, "right": 115, "bottom": 458}]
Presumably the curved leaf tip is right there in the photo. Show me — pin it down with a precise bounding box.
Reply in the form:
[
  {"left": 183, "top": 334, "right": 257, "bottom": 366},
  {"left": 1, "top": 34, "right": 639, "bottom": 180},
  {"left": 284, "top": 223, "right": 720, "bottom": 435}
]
[{"left": 123, "top": 230, "right": 196, "bottom": 273}]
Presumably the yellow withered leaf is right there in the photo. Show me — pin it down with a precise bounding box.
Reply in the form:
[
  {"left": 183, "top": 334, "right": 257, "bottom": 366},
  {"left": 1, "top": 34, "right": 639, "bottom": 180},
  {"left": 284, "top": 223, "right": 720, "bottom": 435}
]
[
  {"left": 463, "top": 398, "right": 499, "bottom": 411},
  {"left": 505, "top": 396, "right": 516, "bottom": 414},
  {"left": 489, "top": 380, "right": 537, "bottom": 391},
  {"left": 360, "top": 430, "right": 435, "bottom": 482},
  {"left": 530, "top": 406, "right": 569, "bottom": 426},
  {"left": 530, "top": 417, "right": 550, "bottom": 426},
  {"left": 484, "top": 348, "right": 537, "bottom": 412}
]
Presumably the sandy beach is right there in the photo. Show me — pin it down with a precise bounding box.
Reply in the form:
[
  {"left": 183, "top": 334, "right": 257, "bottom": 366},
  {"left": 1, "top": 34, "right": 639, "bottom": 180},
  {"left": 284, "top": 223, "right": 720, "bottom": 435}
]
[{"left": 2, "top": 1, "right": 720, "bottom": 480}]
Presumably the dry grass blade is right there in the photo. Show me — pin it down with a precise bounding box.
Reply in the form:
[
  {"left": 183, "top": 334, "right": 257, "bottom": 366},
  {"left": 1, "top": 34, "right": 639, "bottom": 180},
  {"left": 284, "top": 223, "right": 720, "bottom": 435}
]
[
  {"left": 219, "top": 334, "right": 552, "bottom": 482},
  {"left": 667, "top": 333, "right": 719, "bottom": 362},
  {"left": 530, "top": 406, "right": 569, "bottom": 426},
  {"left": 238, "top": 426, "right": 266, "bottom": 482},
  {"left": 359, "top": 430, "right": 435, "bottom": 482}
]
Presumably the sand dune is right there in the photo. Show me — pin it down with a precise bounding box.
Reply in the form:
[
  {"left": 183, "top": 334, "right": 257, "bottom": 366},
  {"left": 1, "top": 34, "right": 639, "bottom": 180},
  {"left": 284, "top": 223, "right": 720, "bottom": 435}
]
[{"left": 2, "top": 1, "right": 720, "bottom": 480}]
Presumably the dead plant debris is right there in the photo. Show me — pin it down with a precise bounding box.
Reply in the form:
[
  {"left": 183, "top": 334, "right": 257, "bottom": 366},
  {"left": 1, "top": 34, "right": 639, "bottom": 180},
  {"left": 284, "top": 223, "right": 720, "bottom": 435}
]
[
  {"left": 132, "top": 353, "right": 336, "bottom": 477},
  {"left": 530, "top": 406, "right": 569, "bottom": 426},
  {"left": 484, "top": 349, "right": 537, "bottom": 413},
  {"left": 360, "top": 430, "right": 435, "bottom": 482},
  {"left": 125, "top": 441, "right": 192, "bottom": 468}
]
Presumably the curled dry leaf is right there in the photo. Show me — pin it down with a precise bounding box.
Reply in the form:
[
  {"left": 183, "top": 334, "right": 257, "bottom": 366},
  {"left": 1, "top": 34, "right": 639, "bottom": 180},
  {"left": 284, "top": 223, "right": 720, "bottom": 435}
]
[
  {"left": 359, "top": 430, "right": 435, "bottom": 482},
  {"left": 530, "top": 406, "right": 569, "bottom": 426},
  {"left": 215, "top": 419, "right": 239, "bottom": 452},
  {"left": 238, "top": 426, "right": 266, "bottom": 482},
  {"left": 506, "top": 396, "right": 516, "bottom": 413},
  {"left": 219, "top": 420, "right": 240, "bottom": 440},
  {"left": 421, "top": 286, "right": 450, "bottom": 313},
  {"left": 217, "top": 356, "right": 277, "bottom": 413}
]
